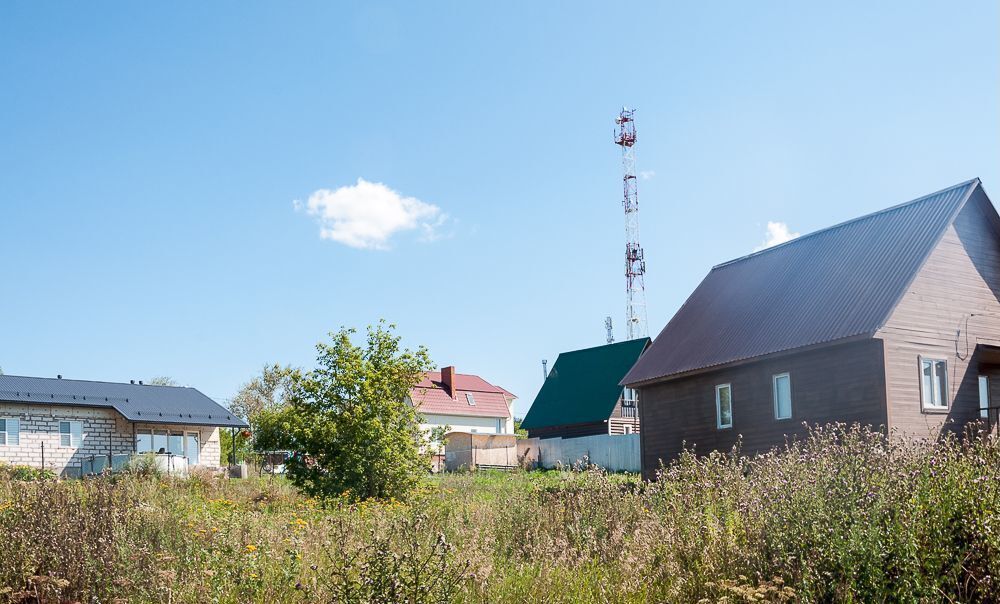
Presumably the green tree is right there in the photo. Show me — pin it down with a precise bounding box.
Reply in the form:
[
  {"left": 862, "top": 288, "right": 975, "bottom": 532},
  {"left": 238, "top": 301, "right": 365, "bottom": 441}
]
[
  {"left": 256, "top": 322, "right": 432, "bottom": 501},
  {"left": 146, "top": 376, "right": 178, "bottom": 386},
  {"left": 513, "top": 416, "right": 528, "bottom": 439},
  {"left": 229, "top": 364, "right": 296, "bottom": 429}
]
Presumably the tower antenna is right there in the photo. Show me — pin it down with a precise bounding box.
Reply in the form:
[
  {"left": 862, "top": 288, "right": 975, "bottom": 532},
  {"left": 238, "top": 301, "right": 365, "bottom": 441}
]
[
  {"left": 614, "top": 107, "right": 648, "bottom": 339},
  {"left": 605, "top": 316, "right": 614, "bottom": 344}
]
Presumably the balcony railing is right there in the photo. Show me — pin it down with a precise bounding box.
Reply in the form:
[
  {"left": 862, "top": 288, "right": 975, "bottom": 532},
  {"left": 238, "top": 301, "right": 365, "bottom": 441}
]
[{"left": 621, "top": 403, "right": 638, "bottom": 419}]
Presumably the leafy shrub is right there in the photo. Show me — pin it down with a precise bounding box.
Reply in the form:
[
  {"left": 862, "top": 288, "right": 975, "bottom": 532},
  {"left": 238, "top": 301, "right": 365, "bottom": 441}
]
[
  {"left": 0, "top": 463, "right": 55, "bottom": 481},
  {"left": 119, "top": 453, "right": 162, "bottom": 478},
  {"left": 0, "top": 423, "right": 997, "bottom": 603}
]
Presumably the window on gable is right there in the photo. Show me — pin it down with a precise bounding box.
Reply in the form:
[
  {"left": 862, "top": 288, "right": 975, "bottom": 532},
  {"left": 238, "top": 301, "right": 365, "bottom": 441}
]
[
  {"left": 716, "top": 384, "right": 733, "bottom": 429},
  {"left": 773, "top": 373, "right": 792, "bottom": 420},
  {"left": 920, "top": 358, "right": 948, "bottom": 410},
  {"left": 0, "top": 418, "right": 19, "bottom": 446},
  {"left": 59, "top": 421, "right": 82, "bottom": 448},
  {"left": 466, "top": 393, "right": 476, "bottom": 406}
]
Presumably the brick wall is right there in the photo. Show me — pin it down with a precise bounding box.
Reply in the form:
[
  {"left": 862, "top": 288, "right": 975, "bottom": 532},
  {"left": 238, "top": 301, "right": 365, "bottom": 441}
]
[{"left": 0, "top": 403, "right": 224, "bottom": 475}]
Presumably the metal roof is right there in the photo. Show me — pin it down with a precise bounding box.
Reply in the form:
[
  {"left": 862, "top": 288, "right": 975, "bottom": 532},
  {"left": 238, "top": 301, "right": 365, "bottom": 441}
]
[
  {"left": 522, "top": 338, "right": 650, "bottom": 429},
  {"left": 411, "top": 371, "right": 513, "bottom": 419},
  {"left": 623, "top": 178, "right": 984, "bottom": 386},
  {"left": 0, "top": 374, "right": 248, "bottom": 427}
]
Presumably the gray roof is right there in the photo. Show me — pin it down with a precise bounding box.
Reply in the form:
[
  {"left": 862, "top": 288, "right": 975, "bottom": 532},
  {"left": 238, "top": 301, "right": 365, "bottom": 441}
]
[
  {"left": 624, "top": 178, "right": 985, "bottom": 386},
  {"left": 0, "top": 374, "right": 248, "bottom": 427}
]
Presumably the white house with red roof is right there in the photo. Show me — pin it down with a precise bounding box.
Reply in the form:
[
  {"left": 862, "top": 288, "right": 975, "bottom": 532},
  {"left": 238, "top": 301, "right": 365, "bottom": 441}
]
[{"left": 408, "top": 366, "right": 515, "bottom": 442}]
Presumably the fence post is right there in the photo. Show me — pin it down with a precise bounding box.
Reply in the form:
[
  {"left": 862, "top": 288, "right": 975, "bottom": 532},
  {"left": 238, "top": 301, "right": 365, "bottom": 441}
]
[{"left": 41, "top": 441, "right": 45, "bottom": 470}]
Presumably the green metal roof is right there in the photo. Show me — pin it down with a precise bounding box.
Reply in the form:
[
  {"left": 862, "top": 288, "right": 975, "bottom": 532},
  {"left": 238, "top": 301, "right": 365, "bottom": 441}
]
[{"left": 521, "top": 338, "right": 650, "bottom": 429}]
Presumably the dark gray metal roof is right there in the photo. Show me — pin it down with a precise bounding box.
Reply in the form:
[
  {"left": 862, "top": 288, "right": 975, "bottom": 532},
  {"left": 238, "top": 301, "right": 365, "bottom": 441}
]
[
  {"left": 623, "top": 178, "right": 984, "bottom": 386},
  {"left": 0, "top": 374, "right": 248, "bottom": 427}
]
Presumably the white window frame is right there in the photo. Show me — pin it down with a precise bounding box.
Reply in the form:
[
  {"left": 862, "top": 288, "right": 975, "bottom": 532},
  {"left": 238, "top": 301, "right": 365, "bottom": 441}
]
[
  {"left": 59, "top": 421, "right": 82, "bottom": 448},
  {"left": 773, "top": 372, "right": 792, "bottom": 420},
  {"left": 715, "top": 383, "right": 733, "bottom": 430},
  {"left": 919, "top": 357, "right": 949, "bottom": 411},
  {"left": 978, "top": 375, "right": 990, "bottom": 419},
  {"left": 0, "top": 417, "right": 16, "bottom": 446},
  {"left": 465, "top": 393, "right": 476, "bottom": 406},
  {"left": 185, "top": 431, "right": 201, "bottom": 465}
]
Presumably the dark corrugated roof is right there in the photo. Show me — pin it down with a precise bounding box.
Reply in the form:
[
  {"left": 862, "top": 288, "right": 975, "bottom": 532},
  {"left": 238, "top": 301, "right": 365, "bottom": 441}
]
[
  {"left": 0, "top": 375, "right": 247, "bottom": 427},
  {"left": 623, "top": 178, "right": 983, "bottom": 386},
  {"left": 521, "top": 338, "right": 650, "bottom": 429}
]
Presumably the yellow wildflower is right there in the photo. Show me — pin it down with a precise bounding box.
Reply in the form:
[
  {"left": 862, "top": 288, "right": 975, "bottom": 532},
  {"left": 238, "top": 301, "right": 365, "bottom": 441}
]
[{"left": 245, "top": 544, "right": 258, "bottom": 553}]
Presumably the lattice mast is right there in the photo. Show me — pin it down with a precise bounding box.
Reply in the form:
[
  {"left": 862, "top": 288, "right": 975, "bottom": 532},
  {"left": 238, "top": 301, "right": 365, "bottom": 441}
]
[{"left": 615, "top": 107, "right": 648, "bottom": 340}]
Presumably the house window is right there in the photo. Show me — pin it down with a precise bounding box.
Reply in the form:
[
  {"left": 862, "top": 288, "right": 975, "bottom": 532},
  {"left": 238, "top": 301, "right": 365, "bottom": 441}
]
[
  {"left": 153, "top": 429, "right": 168, "bottom": 453},
  {"left": 0, "top": 418, "right": 19, "bottom": 446},
  {"left": 59, "top": 421, "right": 82, "bottom": 448},
  {"left": 466, "top": 393, "right": 476, "bottom": 406},
  {"left": 979, "top": 375, "right": 990, "bottom": 419},
  {"left": 136, "top": 430, "right": 153, "bottom": 453},
  {"left": 715, "top": 384, "right": 733, "bottom": 429},
  {"left": 773, "top": 373, "right": 792, "bottom": 420},
  {"left": 186, "top": 432, "right": 201, "bottom": 465},
  {"left": 136, "top": 429, "right": 203, "bottom": 464},
  {"left": 920, "top": 358, "right": 948, "bottom": 410},
  {"left": 623, "top": 425, "right": 634, "bottom": 435},
  {"left": 496, "top": 418, "right": 503, "bottom": 434}
]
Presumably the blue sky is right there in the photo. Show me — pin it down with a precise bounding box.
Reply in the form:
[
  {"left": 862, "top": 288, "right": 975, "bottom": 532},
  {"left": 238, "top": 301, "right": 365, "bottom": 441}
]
[{"left": 1, "top": 2, "right": 998, "bottom": 416}]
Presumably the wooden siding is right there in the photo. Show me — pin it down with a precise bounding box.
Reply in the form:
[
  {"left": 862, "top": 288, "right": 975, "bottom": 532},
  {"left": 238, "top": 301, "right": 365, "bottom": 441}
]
[
  {"left": 877, "top": 189, "right": 1000, "bottom": 437},
  {"left": 638, "top": 339, "right": 887, "bottom": 479},
  {"left": 525, "top": 421, "right": 608, "bottom": 440},
  {"left": 608, "top": 394, "right": 640, "bottom": 435}
]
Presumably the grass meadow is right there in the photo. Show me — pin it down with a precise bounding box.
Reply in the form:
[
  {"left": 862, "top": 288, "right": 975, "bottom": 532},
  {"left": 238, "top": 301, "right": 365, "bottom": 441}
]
[{"left": 2, "top": 423, "right": 999, "bottom": 603}]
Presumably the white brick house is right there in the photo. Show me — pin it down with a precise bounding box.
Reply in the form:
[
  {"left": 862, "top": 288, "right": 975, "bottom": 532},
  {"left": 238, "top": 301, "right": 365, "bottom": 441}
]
[{"left": 0, "top": 375, "right": 246, "bottom": 477}]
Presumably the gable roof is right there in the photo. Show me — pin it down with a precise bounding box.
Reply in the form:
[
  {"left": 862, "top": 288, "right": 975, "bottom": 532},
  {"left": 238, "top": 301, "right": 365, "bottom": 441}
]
[
  {"left": 623, "top": 178, "right": 985, "bottom": 386},
  {"left": 521, "top": 338, "right": 650, "bottom": 429},
  {"left": 411, "top": 371, "right": 514, "bottom": 419},
  {"left": 0, "top": 374, "right": 248, "bottom": 428}
]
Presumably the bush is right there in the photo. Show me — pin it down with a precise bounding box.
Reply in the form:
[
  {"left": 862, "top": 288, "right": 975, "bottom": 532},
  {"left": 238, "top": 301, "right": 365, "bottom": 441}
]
[
  {"left": 119, "top": 453, "right": 162, "bottom": 478},
  {"left": 0, "top": 463, "right": 55, "bottom": 481},
  {"left": 0, "top": 423, "right": 997, "bottom": 603}
]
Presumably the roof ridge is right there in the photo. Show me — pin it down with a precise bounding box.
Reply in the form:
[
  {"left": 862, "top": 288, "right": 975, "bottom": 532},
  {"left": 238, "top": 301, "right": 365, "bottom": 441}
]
[
  {"left": 556, "top": 337, "right": 650, "bottom": 357},
  {"left": 0, "top": 374, "right": 190, "bottom": 389},
  {"left": 713, "top": 178, "right": 981, "bottom": 270}
]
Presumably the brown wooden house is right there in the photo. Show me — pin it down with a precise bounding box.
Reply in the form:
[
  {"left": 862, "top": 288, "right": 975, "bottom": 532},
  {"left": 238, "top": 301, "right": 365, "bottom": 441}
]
[{"left": 623, "top": 179, "right": 999, "bottom": 478}]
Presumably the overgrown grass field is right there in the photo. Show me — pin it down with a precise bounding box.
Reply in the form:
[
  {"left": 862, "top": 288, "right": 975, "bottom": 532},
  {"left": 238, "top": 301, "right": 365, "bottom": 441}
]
[{"left": 2, "top": 424, "right": 999, "bottom": 603}]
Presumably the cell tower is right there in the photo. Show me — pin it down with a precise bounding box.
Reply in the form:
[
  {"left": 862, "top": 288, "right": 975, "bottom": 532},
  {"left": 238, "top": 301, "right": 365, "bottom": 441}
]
[
  {"left": 614, "top": 107, "right": 648, "bottom": 340},
  {"left": 605, "top": 316, "right": 614, "bottom": 344}
]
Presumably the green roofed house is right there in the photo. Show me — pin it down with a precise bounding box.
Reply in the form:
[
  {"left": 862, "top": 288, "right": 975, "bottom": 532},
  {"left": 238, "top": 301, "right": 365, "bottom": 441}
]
[{"left": 521, "top": 338, "right": 651, "bottom": 439}]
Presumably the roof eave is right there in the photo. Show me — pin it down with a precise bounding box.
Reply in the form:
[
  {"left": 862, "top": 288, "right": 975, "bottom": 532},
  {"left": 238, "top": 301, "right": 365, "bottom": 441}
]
[{"left": 622, "top": 332, "right": 876, "bottom": 388}]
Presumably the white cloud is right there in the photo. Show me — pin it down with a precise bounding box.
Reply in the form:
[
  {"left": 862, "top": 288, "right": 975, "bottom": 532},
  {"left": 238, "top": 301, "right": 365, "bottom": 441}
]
[
  {"left": 639, "top": 170, "right": 656, "bottom": 180},
  {"left": 754, "top": 221, "right": 800, "bottom": 252},
  {"left": 297, "top": 178, "right": 445, "bottom": 250}
]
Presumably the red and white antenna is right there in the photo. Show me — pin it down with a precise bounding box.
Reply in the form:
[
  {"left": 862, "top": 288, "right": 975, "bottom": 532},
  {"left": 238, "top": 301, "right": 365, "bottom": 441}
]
[{"left": 615, "top": 107, "right": 648, "bottom": 340}]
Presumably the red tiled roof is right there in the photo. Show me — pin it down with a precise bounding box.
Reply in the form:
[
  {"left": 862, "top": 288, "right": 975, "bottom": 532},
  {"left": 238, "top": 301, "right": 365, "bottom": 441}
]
[{"left": 410, "top": 372, "right": 514, "bottom": 419}]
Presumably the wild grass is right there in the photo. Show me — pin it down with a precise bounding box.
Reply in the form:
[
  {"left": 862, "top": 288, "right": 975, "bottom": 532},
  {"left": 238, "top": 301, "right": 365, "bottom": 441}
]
[{"left": 1, "top": 423, "right": 999, "bottom": 603}]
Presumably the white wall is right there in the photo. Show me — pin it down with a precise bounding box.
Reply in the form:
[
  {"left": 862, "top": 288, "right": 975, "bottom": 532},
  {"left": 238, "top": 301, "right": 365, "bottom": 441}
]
[
  {"left": 522, "top": 434, "right": 641, "bottom": 473},
  {"left": 420, "top": 413, "right": 507, "bottom": 436},
  {"left": 0, "top": 403, "right": 223, "bottom": 475}
]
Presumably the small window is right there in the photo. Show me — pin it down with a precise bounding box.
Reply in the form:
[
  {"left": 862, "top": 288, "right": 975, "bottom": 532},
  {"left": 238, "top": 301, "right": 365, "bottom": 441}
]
[
  {"left": 0, "top": 418, "right": 19, "bottom": 446},
  {"left": 920, "top": 358, "right": 948, "bottom": 410},
  {"left": 979, "top": 375, "right": 990, "bottom": 419},
  {"left": 773, "top": 373, "right": 792, "bottom": 420},
  {"left": 623, "top": 425, "right": 634, "bottom": 434},
  {"left": 715, "top": 384, "right": 733, "bottom": 429},
  {"left": 496, "top": 418, "right": 503, "bottom": 434},
  {"left": 466, "top": 393, "right": 476, "bottom": 406},
  {"left": 59, "top": 421, "right": 82, "bottom": 448}
]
